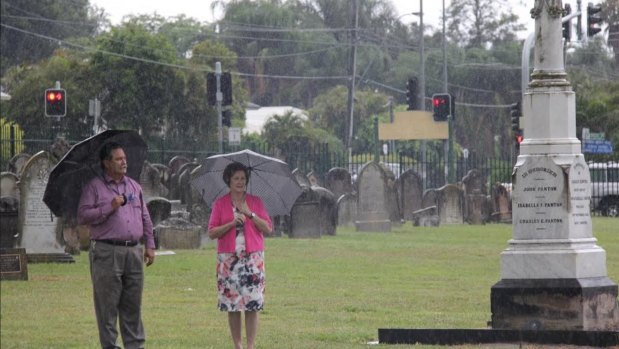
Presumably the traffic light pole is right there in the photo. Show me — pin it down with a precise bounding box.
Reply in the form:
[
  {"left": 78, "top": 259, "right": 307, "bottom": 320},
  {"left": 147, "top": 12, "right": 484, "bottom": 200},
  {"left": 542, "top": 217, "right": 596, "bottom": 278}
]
[{"left": 215, "top": 62, "right": 223, "bottom": 154}]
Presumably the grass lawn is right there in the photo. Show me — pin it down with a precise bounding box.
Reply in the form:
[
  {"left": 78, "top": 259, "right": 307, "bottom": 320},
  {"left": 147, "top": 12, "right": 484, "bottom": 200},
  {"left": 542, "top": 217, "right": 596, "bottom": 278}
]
[{"left": 1, "top": 218, "right": 618, "bottom": 348}]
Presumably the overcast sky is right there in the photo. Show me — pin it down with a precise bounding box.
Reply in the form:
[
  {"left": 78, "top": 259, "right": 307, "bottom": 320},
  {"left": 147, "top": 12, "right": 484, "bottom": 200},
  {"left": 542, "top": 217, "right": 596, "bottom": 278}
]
[{"left": 90, "top": 0, "right": 537, "bottom": 37}]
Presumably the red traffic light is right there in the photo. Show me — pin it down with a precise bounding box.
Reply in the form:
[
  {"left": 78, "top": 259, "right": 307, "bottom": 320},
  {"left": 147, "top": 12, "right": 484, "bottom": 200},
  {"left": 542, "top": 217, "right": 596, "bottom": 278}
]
[
  {"left": 516, "top": 134, "right": 524, "bottom": 144},
  {"left": 46, "top": 91, "right": 63, "bottom": 102},
  {"left": 45, "top": 88, "right": 67, "bottom": 117},
  {"left": 432, "top": 93, "right": 453, "bottom": 121}
]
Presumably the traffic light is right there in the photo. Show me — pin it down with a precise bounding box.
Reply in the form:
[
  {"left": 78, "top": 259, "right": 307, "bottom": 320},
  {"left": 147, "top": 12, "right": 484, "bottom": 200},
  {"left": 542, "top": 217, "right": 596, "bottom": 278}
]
[
  {"left": 221, "top": 72, "right": 233, "bottom": 106},
  {"left": 206, "top": 72, "right": 216, "bottom": 106},
  {"left": 587, "top": 2, "right": 603, "bottom": 37},
  {"left": 432, "top": 93, "right": 453, "bottom": 121},
  {"left": 510, "top": 102, "right": 521, "bottom": 131},
  {"left": 405, "top": 77, "right": 417, "bottom": 111},
  {"left": 515, "top": 129, "right": 524, "bottom": 151},
  {"left": 562, "top": 4, "right": 571, "bottom": 41},
  {"left": 44, "top": 88, "right": 66, "bottom": 117},
  {"left": 222, "top": 109, "right": 232, "bottom": 127}
]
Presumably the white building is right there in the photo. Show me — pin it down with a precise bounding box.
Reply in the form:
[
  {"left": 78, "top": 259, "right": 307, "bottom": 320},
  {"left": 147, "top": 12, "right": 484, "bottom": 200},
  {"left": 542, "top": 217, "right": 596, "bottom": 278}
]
[{"left": 244, "top": 105, "right": 307, "bottom": 134}]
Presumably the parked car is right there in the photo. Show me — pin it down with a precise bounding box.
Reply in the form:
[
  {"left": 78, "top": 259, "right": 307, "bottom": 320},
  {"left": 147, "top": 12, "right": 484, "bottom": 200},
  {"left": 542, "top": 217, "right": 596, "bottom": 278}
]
[{"left": 589, "top": 161, "right": 619, "bottom": 217}]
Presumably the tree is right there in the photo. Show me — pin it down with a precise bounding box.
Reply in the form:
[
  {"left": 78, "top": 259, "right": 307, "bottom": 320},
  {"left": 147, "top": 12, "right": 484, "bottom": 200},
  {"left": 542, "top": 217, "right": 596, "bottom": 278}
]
[
  {"left": 0, "top": 0, "right": 105, "bottom": 75},
  {"left": 90, "top": 23, "right": 180, "bottom": 137},
  {"left": 446, "top": 0, "right": 525, "bottom": 48}
]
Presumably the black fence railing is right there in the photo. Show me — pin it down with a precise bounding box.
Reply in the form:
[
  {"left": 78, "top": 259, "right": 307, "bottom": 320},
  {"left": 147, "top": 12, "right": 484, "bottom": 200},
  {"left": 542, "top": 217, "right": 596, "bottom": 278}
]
[{"left": 2, "top": 137, "right": 616, "bottom": 217}]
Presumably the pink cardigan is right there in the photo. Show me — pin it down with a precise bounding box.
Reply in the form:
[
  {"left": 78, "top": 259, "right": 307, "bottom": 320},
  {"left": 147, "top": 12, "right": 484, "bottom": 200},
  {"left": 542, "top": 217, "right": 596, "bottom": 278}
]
[{"left": 208, "top": 193, "right": 272, "bottom": 253}]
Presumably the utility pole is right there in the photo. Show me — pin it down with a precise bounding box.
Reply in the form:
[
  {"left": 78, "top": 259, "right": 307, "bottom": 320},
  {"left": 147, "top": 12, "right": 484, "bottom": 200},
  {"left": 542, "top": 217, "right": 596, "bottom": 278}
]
[
  {"left": 418, "top": 0, "right": 425, "bottom": 111},
  {"left": 215, "top": 62, "right": 223, "bottom": 154},
  {"left": 441, "top": 0, "right": 454, "bottom": 183},
  {"left": 346, "top": 0, "right": 359, "bottom": 164}
]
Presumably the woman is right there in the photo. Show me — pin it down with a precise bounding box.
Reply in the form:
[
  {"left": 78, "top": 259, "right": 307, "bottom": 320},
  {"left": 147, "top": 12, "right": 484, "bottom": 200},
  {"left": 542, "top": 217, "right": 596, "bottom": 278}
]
[{"left": 207, "top": 162, "right": 272, "bottom": 349}]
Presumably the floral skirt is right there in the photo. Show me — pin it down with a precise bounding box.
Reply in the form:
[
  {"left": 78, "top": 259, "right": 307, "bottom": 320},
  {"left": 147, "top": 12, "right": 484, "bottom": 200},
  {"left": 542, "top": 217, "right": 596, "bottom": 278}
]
[{"left": 216, "top": 250, "right": 265, "bottom": 312}]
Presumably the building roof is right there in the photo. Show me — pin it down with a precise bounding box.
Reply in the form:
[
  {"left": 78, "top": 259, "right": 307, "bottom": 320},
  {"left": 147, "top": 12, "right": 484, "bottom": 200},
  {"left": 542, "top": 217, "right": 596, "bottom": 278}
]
[{"left": 244, "top": 106, "right": 307, "bottom": 134}]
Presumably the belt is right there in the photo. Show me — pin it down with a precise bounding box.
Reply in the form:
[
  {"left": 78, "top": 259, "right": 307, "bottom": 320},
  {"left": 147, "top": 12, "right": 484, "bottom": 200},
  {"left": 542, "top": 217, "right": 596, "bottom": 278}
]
[{"left": 94, "top": 239, "right": 139, "bottom": 247}]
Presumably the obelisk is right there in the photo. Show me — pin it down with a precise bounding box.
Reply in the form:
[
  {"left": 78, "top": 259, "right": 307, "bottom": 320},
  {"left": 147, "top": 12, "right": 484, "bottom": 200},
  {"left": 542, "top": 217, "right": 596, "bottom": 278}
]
[{"left": 490, "top": 0, "right": 619, "bottom": 330}]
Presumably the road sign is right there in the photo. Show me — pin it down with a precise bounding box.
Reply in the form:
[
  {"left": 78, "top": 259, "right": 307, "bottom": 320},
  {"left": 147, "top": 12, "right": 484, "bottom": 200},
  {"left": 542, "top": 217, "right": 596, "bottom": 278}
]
[
  {"left": 583, "top": 140, "right": 613, "bottom": 154},
  {"left": 228, "top": 127, "right": 241, "bottom": 145}
]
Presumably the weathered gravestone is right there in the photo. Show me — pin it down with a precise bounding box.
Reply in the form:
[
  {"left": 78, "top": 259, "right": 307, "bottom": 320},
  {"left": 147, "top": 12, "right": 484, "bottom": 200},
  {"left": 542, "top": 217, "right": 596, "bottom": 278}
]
[
  {"left": 421, "top": 189, "right": 438, "bottom": 209},
  {"left": 462, "top": 169, "right": 489, "bottom": 224},
  {"left": 436, "top": 184, "right": 464, "bottom": 225},
  {"left": 17, "top": 151, "right": 73, "bottom": 263},
  {"left": 140, "top": 161, "right": 168, "bottom": 200},
  {"left": 150, "top": 163, "right": 171, "bottom": 191},
  {"left": 156, "top": 217, "right": 202, "bottom": 249},
  {"left": 289, "top": 187, "right": 321, "bottom": 238},
  {"left": 411, "top": 206, "right": 439, "bottom": 227},
  {"left": 147, "top": 197, "right": 172, "bottom": 227},
  {"left": 396, "top": 170, "right": 423, "bottom": 221},
  {"left": 8, "top": 153, "right": 30, "bottom": 176},
  {"left": 490, "top": 182, "right": 511, "bottom": 223},
  {"left": 336, "top": 193, "right": 357, "bottom": 227},
  {"left": 379, "top": 163, "right": 401, "bottom": 224},
  {"left": 307, "top": 171, "right": 322, "bottom": 187},
  {"left": 355, "top": 162, "right": 391, "bottom": 232},
  {"left": 0, "top": 248, "right": 28, "bottom": 280},
  {"left": 0, "top": 196, "right": 19, "bottom": 248},
  {"left": 325, "top": 167, "right": 353, "bottom": 200},
  {"left": 311, "top": 186, "right": 337, "bottom": 236},
  {"left": 178, "top": 162, "right": 199, "bottom": 206},
  {"left": 292, "top": 169, "right": 311, "bottom": 188},
  {"left": 1, "top": 172, "right": 20, "bottom": 199}
]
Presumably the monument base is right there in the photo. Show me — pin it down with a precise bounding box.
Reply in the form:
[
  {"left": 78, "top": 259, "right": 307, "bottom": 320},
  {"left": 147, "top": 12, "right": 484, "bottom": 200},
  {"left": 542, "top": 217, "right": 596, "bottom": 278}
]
[
  {"left": 355, "top": 219, "right": 391, "bottom": 232},
  {"left": 27, "top": 253, "right": 75, "bottom": 263},
  {"left": 491, "top": 277, "right": 619, "bottom": 331}
]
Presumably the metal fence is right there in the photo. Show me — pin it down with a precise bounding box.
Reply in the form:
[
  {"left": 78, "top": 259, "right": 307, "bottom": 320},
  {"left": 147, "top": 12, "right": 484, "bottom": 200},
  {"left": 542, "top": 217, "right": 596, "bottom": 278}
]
[{"left": 1, "top": 136, "right": 616, "bottom": 217}]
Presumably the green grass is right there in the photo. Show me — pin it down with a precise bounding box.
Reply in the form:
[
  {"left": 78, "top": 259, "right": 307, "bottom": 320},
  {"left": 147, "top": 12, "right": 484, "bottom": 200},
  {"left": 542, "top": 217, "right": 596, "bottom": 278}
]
[{"left": 1, "top": 218, "right": 618, "bottom": 349}]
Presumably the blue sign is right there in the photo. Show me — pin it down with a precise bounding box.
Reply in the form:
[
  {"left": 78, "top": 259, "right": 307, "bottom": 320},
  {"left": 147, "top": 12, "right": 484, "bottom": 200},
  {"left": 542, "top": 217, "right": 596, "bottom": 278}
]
[{"left": 583, "top": 140, "right": 613, "bottom": 154}]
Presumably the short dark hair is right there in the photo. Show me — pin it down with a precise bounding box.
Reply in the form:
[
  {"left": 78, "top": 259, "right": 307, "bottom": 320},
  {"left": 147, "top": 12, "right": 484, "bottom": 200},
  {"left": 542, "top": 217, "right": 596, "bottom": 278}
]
[
  {"left": 100, "top": 142, "right": 123, "bottom": 164},
  {"left": 223, "top": 162, "right": 250, "bottom": 186}
]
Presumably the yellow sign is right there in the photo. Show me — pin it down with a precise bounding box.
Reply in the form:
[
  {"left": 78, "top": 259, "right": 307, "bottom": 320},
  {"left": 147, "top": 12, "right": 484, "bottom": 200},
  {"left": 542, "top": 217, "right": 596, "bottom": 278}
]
[{"left": 379, "top": 111, "right": 448, "bottom": 140}]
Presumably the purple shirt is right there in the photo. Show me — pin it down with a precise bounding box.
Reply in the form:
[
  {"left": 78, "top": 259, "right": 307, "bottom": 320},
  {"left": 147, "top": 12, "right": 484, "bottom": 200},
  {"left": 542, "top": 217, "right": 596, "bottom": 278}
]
[{"left": 77, "top": 173, "right": 155, "bottom": 249}]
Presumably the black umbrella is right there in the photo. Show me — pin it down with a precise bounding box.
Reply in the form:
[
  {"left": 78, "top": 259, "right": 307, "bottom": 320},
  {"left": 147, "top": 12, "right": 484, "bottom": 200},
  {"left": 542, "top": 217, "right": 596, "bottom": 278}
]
[
  {"left": 190, "top": 149, "right": 302, "bottom": 216},
  {"left": 43, "top": 130, "right": 148, "bottom": 218}
]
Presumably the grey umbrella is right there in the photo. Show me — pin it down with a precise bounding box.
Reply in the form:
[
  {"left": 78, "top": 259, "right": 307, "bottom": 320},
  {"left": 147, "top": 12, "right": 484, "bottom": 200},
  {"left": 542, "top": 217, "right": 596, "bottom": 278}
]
[{"left": 190, "top": 149, "right": 302, "bottom": 216}]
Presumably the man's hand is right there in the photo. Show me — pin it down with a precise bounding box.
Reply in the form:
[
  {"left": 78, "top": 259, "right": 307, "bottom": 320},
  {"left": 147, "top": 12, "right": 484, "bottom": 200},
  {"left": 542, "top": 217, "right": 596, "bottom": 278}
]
[
  {"left": 144, "top": 248, "right": 155, "bottom": 266},
  {"left": 111, "top": 195, "right": 125, "bottom": 210}
]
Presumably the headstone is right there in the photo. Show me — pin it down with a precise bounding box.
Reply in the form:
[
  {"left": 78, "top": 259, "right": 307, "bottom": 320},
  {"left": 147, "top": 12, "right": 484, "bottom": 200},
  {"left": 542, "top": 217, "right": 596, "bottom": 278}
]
[
  {"left": 292, "top": 169, "right": 311, "bottom": 188},
  {"left": 0, "top": 248, "right": 28, "bottom": 280},
  {"left": 379, "top": 163, "right": 401, "bottom": 224},
  {"left": 396, "top": 170, "right": 423, "bottom": 221},
  {"left": 8, "top": 153, "right": 30, "bottom": 176},
  {"left": 411, "top": 206, "right": 439, "bottom": 227},
  {"left": 336, "top": 193, "right": 357, "bottom": 227},
  {"left": 1, "top": 172, "right": 20, "bottom": 199},
  {"left": 168, "top": 155, "right": 190, "bottom": 176},
  {"left": 490, "top": 182, "right": 511, "bottom": 223},
  {"left": 355, "top": 162, "right": 391, "bottom": 232},
  {"left": 325, "top": 167, "right": 353, "bottom": 200},
  {"left": 462, "top": 169, "right": 489, "bottom": 224},
  {"left": 311, "top": 186, "right": 337, "bottom": 236},
  {"left": 150, "top": 163, "right": 171, "bottom": 191},
  {"left": 140, "top": 161, "right": 168, "bottom": 199},
  {"left": 17, "top": 151, "right": 73, "bottom": 263},
  {"left": 146, "top": 197, "right": 172, "bottom": 227},
  {"left": 0, "top": 196, "right": 19, "bottom": 248},
  {"left": 421, "top": 189, "right": 438, "bottom": 209},
  {"left": 436, "top": 184, "right": 464, "bottom": 225},
  {"left": 156, "top": 217, "right": 202, "bottom": 249},
  {"left": 289, "top": 187, "right": 321, "bottom": 238},
  {"left": 307, "top": 171, "right": 322, "bottom": 187},
  {"left": 49, "top": 137, "right": 71, "bottom": 161},
  {"left": 177, "top": 162, "right": 199, "bottom": 205}
]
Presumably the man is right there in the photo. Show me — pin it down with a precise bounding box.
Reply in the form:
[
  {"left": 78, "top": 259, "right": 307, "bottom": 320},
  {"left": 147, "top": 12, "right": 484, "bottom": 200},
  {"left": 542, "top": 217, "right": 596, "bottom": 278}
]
[{"left": 77, "top": 141, "right": 155, "bottom": 349}]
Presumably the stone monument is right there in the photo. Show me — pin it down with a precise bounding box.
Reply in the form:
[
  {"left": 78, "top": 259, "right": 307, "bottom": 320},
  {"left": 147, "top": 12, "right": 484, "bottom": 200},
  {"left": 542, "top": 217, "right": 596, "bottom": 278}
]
[{"left": 491, "top": 0, "right": 618, "bottom": 330}]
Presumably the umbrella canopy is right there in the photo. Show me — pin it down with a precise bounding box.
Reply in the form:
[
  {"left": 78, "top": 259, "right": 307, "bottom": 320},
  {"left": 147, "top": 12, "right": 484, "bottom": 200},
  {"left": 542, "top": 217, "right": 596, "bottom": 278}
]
[
  {"left": 43, "top": 130, "right": 148, "bottom": 218},
  {"left": 190, "top": 149, "right": 302, "bottom": 216}
]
